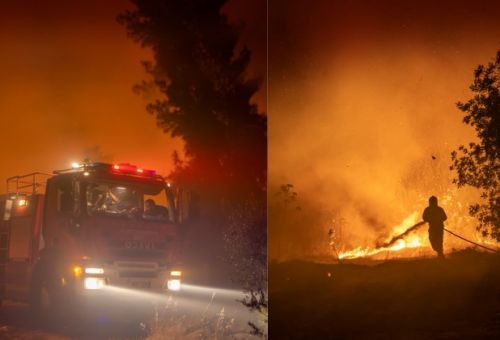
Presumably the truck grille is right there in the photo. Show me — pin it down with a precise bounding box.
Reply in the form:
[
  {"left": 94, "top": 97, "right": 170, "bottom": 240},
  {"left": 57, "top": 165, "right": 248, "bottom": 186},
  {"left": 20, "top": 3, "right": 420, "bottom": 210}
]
[
  {"left": 114, "top": 261, "right": 159, "bottom": 279},
  {"left": 116, "top": 261, "right": 157, "bottom": 269},
  {"left": 119, "top": 271, "right": 158, "bottom": 278}
]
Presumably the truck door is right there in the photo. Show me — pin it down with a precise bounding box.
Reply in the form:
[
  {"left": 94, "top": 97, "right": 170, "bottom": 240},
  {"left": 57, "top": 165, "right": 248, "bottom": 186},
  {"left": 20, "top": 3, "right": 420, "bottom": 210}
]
[{"left": 43, "top": 175, "right": 80, "bottom": 257}]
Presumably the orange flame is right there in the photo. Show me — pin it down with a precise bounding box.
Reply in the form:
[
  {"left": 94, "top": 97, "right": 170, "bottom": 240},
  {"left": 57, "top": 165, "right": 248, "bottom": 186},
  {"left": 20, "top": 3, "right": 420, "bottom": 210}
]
[{"left": 337, "top": 212, "right": 428, "bottom": 259}]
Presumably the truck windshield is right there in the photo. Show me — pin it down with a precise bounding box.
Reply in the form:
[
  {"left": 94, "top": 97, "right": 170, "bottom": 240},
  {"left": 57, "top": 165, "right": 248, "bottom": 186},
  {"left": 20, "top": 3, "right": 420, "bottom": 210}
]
[{"left": 86, "top": 181, "right": 171, "bottom": 221}]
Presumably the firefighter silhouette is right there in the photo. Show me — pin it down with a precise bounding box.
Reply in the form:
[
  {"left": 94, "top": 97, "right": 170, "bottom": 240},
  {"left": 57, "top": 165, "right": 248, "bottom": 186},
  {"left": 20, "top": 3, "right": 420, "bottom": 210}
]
[{"left": 422, "top": 196, "right": 447, "bottom": 257}]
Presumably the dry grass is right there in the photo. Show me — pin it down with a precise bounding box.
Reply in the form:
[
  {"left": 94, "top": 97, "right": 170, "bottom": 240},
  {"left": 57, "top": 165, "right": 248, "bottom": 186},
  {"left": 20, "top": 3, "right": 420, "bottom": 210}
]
[{"left": 146, "top": 293, "right": 263, "bottom": 340}]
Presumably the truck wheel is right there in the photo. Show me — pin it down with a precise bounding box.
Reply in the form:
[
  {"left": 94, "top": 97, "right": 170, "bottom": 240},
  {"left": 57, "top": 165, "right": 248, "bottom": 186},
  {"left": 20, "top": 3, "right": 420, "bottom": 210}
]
[
  {"left": 31, "top": 281, "right": 53, "bottom": 317},
  {"left": 38, "top": 284, "right": 52, "bottom": 312},
  {"left": 30, "top": 279, "right": 65, "bottom": 328}
]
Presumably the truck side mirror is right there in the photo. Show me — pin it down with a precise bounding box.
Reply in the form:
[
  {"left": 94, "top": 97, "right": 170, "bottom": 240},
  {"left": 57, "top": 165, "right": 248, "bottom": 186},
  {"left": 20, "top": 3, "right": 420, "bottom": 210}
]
[{"left": 178, "top": 190, "right": 199, "bottom": 223}]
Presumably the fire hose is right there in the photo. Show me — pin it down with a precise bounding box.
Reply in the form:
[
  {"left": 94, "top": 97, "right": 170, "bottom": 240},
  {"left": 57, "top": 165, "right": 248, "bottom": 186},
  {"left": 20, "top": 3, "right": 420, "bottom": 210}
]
[
  {"left": 443, "top": 228, "right": 498, "bottom": 253},
  {"left": 379, "top": 221, "right": 498, "bottom": 253}
]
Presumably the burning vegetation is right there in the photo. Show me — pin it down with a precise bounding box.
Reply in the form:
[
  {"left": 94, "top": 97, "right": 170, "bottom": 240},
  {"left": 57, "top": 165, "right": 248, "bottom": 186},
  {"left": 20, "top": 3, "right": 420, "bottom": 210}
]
[{"left": 269, "top": 160, "right": 498, "bottom": 263}]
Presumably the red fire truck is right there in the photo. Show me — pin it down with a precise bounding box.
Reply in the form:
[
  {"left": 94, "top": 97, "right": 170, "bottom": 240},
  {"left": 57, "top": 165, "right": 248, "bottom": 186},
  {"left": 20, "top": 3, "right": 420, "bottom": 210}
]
[{"left": 0, "top": 162, "right": 188, "bottom": 318}]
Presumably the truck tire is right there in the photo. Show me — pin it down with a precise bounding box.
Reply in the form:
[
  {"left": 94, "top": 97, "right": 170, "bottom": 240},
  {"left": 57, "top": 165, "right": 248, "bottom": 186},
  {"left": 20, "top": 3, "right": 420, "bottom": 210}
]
[
  {"left": 30, "top": 263, "right": 70, "bottom": 329},
  {"left": 30, "top": 279, "right": 55, "bottom": 317}
]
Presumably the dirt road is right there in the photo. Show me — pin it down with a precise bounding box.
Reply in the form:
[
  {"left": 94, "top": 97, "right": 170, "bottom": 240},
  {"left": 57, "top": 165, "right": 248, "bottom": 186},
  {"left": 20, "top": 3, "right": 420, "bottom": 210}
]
[{"left": 0, "top": 284, "right": 262, "bottom": 339}]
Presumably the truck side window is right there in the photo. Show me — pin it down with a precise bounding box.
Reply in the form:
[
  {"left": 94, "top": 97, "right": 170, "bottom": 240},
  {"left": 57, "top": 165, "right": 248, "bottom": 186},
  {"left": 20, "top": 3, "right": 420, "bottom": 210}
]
[{"left": 1, "top": 199, "right": 12, "bottom": 222}]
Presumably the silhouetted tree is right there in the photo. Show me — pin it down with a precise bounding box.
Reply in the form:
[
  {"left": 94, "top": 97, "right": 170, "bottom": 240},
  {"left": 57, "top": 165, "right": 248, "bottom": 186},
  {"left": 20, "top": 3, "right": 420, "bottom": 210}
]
[
  {"left": 451, "top": 50, "right": 500, "bottom": 241},
  {"left": 119, "top": 3, "right": 267, "bottom": 335},
  {"left": 118, "top": 0, "right": 266, "bottom": 203}
]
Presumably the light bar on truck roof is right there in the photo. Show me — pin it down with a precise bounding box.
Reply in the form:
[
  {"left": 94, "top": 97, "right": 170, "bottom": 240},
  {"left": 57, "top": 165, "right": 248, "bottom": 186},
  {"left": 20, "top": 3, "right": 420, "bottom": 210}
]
[
  {"left": 73, "top": 162, "right": 158, "bottom": 178},
  {"left": 110, "top": 163, "right": 157, "bottom": 177}
]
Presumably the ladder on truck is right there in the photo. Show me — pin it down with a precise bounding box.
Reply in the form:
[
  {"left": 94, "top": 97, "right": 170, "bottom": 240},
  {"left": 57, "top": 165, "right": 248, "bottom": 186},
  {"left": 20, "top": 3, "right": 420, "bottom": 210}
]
[
  {"left": 6, "top": 172, "right": 51, "bottom": 197},
  {"left": 0, "top": 208, "right": 9, "bottom": 300}
]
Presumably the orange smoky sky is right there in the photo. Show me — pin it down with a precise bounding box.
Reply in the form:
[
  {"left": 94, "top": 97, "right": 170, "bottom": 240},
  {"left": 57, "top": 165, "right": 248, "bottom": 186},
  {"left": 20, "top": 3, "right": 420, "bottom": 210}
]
[
  {"left": 0, "top": 0, "right": 265, "bottom": 189},
  {"left": 269, "top": 0, "right": 500, "bottom": 260}
]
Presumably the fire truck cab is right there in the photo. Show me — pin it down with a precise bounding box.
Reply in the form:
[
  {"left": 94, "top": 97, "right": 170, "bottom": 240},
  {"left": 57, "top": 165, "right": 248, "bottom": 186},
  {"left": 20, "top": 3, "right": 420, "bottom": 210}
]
[{"left": 0, "top": 162, "right": 187, "bottom": 314}]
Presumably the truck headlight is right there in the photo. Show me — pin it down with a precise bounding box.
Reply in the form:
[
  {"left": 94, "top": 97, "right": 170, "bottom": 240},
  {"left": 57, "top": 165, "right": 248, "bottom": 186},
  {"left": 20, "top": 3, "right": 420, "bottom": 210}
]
[
  {"left": 167, "top": 279, "right": 181, "bottom": 291},
  {"left": 85, "top": 267, "right": 104, "bottom": 274},
  {"left": 170, "top": 270, "right": 182, "bottom": 277},
  {"left": 84, "top": 277, "right": 106, "bottom": 290}
]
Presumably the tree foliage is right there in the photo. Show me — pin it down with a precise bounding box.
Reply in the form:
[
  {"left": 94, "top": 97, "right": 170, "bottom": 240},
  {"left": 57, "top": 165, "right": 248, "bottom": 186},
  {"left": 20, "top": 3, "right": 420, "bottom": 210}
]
[
  {"left": 223, "top": 199, "right": 267, "bottom": 335},
  {"left": 118, "top": 0, "right": 266, "bottom": 201},
  {"left": 451, "top": 50, "right": 500, "bottom": 240},
  {"left": 119, "top": 4, "right": 267, "bottom": 334}
]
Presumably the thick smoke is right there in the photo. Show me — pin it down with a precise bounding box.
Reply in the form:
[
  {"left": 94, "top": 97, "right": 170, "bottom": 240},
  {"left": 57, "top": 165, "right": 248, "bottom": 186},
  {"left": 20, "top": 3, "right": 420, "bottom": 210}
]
[
  {"left": 269, "top": 0, "right": 500, "bottom": 261},
  {"left": 0, "top": 0, "right": 264, "bottom": 186}
]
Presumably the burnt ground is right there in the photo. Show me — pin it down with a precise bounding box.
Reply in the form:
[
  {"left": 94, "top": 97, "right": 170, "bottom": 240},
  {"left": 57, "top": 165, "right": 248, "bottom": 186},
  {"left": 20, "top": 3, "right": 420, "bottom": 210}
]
[{"left": 270, "top": 249, "right": 500, "bottom": 339}]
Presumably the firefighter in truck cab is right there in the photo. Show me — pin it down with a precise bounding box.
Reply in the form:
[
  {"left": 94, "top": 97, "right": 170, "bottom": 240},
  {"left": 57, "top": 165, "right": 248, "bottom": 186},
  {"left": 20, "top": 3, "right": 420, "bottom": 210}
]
[{"left": 0, "top": 162, "right": 188, "bottom": 317}]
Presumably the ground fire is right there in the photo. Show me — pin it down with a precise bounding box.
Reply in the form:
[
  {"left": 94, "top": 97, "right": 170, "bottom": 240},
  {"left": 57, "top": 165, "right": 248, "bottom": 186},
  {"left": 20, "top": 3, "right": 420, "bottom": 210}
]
[{"left": 330, "top": 210, "right": 498, "bottom": 261}]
